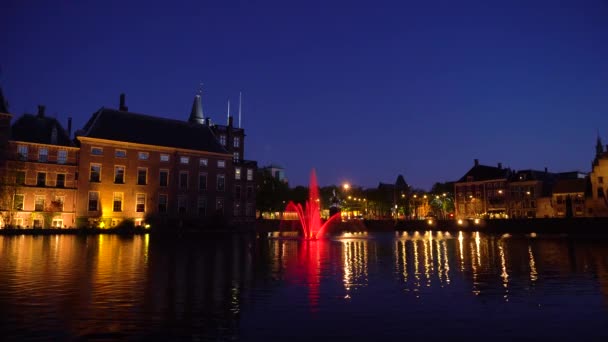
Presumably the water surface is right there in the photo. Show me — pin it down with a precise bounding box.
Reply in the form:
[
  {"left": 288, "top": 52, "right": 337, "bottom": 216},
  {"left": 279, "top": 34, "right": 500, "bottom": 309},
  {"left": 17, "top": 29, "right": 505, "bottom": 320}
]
[{"left": 1, "top": 231, "right": 608, "bottom": 340}]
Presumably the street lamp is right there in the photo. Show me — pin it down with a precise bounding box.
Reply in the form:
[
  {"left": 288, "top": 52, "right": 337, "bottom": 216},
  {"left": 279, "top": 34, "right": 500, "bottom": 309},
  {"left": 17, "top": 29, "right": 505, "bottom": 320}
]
[{"left": 343, "top": 183, "right": 350, "bottom": 191}]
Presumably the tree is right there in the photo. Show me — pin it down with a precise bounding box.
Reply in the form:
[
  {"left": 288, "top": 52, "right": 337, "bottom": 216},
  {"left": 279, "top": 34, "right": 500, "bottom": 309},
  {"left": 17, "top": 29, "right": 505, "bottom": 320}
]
[{"left": 255, "top": 168, "right": 289, "bottom": 218}]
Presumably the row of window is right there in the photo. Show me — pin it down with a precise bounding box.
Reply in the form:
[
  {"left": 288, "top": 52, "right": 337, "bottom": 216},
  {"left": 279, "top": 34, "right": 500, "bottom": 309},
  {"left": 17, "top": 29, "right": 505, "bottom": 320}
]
[
  {"left": 218, "top": 135, "right": 241, "bottom": 148},
  {"left": 14, "top": 171, "right": 66, "bottom": 188},
  {"left": 91, "top": 147, "right": 229, "bottom": 166},
  {"left": 87, "top": 191, "right": 254, "bottom": 216},
  {"left": 12, "top": 194, "right": 64, "bottom": 211},
  {"left": 17, "top": 145, "right": 68, "bottom": 164}
]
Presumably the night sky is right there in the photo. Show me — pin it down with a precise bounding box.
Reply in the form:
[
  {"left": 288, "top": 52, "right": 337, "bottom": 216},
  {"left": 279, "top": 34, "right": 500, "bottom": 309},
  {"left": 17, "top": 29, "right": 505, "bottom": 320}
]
[{"left": 2, "top": 0, "right": 607, "bottom": 189}]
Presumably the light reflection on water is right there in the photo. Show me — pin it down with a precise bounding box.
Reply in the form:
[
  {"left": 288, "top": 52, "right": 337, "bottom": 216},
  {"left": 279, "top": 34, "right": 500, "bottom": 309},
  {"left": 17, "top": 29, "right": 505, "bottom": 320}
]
[{"left": 1, "top": 232, "right": 608, "bottom": 340}]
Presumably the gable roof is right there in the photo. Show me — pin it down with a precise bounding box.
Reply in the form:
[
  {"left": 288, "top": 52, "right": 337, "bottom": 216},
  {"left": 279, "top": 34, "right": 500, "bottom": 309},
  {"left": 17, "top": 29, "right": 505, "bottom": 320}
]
[
  {"left": 553, "top": 178, "right": 587, "bottom": 194},
  {"left": 11, "top": 114, "right": 73, "bottom": 146},
  {"left": 79, "top": 108, "right": 228, "bottom": 154},
  {"left": 457, "top": 164, "right": 510, "bottom": 182}
]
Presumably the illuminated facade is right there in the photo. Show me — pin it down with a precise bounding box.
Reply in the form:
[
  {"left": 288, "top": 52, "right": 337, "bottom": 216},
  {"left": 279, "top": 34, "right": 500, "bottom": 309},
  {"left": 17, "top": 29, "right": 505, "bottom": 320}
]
[
  {"left": 0, "top": 102, "right": 78, "bottom": 228},
  {"left": 588, "top": 136, "right": 608, "bottom": 217},
  {"left": 454, "top": 159, "right": 510, "bottom": 219},
  {"left": 74, "top": 94, "right": 257, "bottom": 227},
  {"left": 552, "top": 178, "right": 587, "bottom": 217}
]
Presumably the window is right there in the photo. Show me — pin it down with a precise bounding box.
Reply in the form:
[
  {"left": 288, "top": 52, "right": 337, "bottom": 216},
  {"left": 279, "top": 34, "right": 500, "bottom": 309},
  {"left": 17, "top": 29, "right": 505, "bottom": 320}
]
[
  {"left": 179, "top": 171, "right": 188, "bottom": 189},
  {"left": 136, "top": 193, "right": 146, "bottom": 212},
  {"left": 52, "top": 219, "right": 63, "bottom": 228},
  {"left": 88, "top": 192, "right": 99, "bottom": 211},
  {"left": 91, "top": 147, "right": 103, "bottom": 155},
  {"left": 235, "top": 167, "right": 241, "bottom": 180},
  {"left": 35, "top": 196, "right": 45, "bottom": 211},
  {"left": 158, "top": 194, "right": 168, "bottom": 213},
  {"left": 235, "top": 185, "right": 241, "bottom": 200},
  {"left": 38, "top": 148, "right": 48, "bottom": 162},
  {"left": 180, "top": 156, "right": 189, "bottom": 164},
  {"left": 247, "top": 168, "right": 253, "bottom": 181},
  {"left": 247, "top": 186, "right": 253, "bottom": 200},
  {"left": 37, "top": 172, "right": 46, "bottom": 186},
  {"left": 233, "top": 152, "right": 240, "bottom": 162},
  {"left": 56, "top": 174, "right": 65, "bottom": 188},
  {"left": 90, "top": 164, "right": 101, "bottom": 182},
  {"left": 137, "top": 168, "right": 147, "bottom": 185},
  {"left": 13, "top": 194, "right": 24, "bottom": 211},
  {"left": 57, "top": 150, "right": 67, "bottom": 164},
  {"left": 115, "top": 149, "right": 126, "bottom": 158},
  {"left": 17, "top": 145, "right": 28, "bottom": 160},
  {"left": 160, "top": 154, "right": 170, "bottom": 162},
  {"left": 53, "top": 196, "right": 64, "bottom": 211},
  {"left": 246, "top": 203, "right": 254, "bottom": 217},
  {"left": 114, "top": 166, "right": 125, "bottom": 184},
  {"left": 198, "top": 173, "right": 207, "bottom": 191},
  {"left": 218, "top": 160, "right": 225, "bottom": 168},
  {"left": 199, "top": 158, "right": 208, "bottom": 167},
  {"left": 111, "top": 192, "right": 123, "bottom": 212},
  {"left": 177, "top": 195, "right": 187, "bottom": 214},
  {"left": 197, "top": 196, "right": 207, "bottom": 216},
  {"left": 159, "top": 170, "right": 169, "bottom": 187},
  {"left": 216, "top": 198, "right": 224, "bottom": 214},
  {"left": 15, "top": 171, "right": 25, "bottom": 185},
  {"left": 600, "top": 177, "right": 604, "bottom": 184},
  {"left": 219, "top": 135, "right": 226, "bottom": 146},
  {"left": 233, "top": 137, "right": 240, "bottom": 148},
  {"left": 217, "top": 174, "right": 225, "bottom": 191},
  {"left": 138, "top": 152, "right": 149, "bottom": 160},
  {"left": 234, "top": 203, "right": 241, "bottom": 216}
]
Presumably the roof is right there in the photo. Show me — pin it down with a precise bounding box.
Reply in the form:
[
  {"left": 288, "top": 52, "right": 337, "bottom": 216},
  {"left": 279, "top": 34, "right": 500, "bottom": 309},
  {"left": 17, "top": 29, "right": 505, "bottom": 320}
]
[
  {"left": 553, "top": 178, "right": 587, "bottom": 194},
  {"left": 79, "top": 108, "right": 228, "bottom": 154},
  {"left": 457, "top": 164, "right": 510, "bottom": 182},
  {"left": 11, "top": 114, "right": 73, "bottom": 146}
]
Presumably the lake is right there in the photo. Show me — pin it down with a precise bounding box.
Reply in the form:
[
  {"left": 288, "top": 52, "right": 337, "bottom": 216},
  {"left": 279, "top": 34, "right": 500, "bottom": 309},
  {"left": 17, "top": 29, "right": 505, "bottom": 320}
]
[{"left": 1, "top": 231, "right": 608, "bottom": 340}]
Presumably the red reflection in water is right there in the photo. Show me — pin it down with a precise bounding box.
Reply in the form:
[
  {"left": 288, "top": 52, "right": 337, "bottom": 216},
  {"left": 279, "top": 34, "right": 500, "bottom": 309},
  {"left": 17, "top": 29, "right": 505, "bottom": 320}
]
[
  {"left": 284, "top": 169, "right": 341, "bottom": 239},
  {"left": 285, "top": 239, "right": 329, "bottom": 312}
]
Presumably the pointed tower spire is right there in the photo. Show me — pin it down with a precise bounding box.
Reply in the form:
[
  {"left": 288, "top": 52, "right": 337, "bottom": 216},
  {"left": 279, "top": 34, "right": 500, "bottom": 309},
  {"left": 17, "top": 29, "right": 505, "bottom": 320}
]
[
  {"left": 188, "top": 84, "right": 204, "bottom": 125},
  {"left": 238, "top": 91, "right": 242, "bottom": 128},
  {"left": 0, "top": 86, "right": 9, "bottom": 114},
  {"left": 596, "top": 130, "right": 604, "bottom": 156}
]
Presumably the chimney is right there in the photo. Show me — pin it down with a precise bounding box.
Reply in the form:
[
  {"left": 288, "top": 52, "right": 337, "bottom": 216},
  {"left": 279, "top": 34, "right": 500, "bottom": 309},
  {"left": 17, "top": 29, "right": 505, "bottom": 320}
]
[
  {"left": 228, "top": 116, "right": 233, "bottom": 127},
  {"left": 37, "top": 105, "right": 46, "bottom": 117},
  {"left": 119, "top": 93, "right": 128, "bottom": 111},
  {"left": 205, "top": 118, "right": 210, "bottom": 126},
  {"left": 544, "top": 167, "right": 548, "bottom": 173},
  {"left": 474, "top": 159, "right": 479, "bottom": 167},
  {"left": 498, "top": 162, "right": 502, "bottom": 169},
  {"left": 67, "top": 117, "right": 72, "bottom": 138}
]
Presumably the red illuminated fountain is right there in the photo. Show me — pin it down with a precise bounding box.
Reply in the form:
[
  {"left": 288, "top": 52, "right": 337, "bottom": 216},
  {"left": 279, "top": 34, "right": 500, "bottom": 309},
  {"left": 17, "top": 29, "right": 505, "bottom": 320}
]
[{"left": 284, "top": 169, "right": 342, "bottom": 239}]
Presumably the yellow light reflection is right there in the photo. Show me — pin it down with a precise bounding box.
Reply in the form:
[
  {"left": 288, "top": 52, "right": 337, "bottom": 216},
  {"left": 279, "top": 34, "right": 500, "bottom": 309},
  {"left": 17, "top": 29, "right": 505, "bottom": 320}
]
[
  {"left": 528, "top": 245, "right": 538, "bottom": 282},
  {"left": 499, "top": 242, "right": 509, "bottom": 302}
]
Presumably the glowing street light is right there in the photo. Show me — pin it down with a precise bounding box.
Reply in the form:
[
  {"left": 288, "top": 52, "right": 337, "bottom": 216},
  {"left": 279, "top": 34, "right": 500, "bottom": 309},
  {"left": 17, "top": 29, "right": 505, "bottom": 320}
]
[{"left": 343, "top": 183, "right": 350, "bottom": 191}]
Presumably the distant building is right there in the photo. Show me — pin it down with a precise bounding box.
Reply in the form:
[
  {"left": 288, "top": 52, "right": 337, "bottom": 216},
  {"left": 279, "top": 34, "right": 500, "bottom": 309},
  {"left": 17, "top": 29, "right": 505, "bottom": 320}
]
[
  {"left": 507, "top": 169, "right": 558, "bottom": 219},
  {"left": 0, "top": 100, "right": 78, "bottom": 228},
  {"left": 454, "top": 159, "right": 510, "bottom": 219},
  {"left": 262, "top": 164, "right": 287, "bottom": 183},
  {"left": 588, "top": 136, "right": 608, "bottom": 217},
  {"left": 552, "top": 178, "right": 588, "bottom": 218}
]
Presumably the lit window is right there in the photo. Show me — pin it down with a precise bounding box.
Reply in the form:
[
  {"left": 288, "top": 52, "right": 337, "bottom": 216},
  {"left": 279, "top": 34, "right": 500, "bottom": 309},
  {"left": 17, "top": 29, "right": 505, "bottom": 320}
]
[
  {"left": 199, "top": 158, "right": 208, "bottom": 167},
  {"left": 158, "top": 194, "right": 168, "bottom": 213},
  {"left": 90, "top": 164, "right": 101, "bottom": 182},
  {"left": 247, "top": 169, "right": 253, "bottom": 181},
  {"left": 179, "top": 171, "right": 188, "bottom": 189},
  {"left": 233, "top": 137, "right": 240, "bottom": 148},
  {"left": 88, "top": 192, "right": 99, "bottom": 211},
  {"left": 35, "top": 196, "right": 45, "bottom": 211},
  {"left": 114, "top": 166, "right": 125, "bottom": 184},
  {"left": 137, "top": 168, "right": 147, "bottom": 185},
  {"left": 56, "top": 174, "right": 65, "bottom": 188},
  {"left": 37, "top": 172, "right": 46, "bottom": 186},
  {"left": 13, "top": 194, "right": 24, "bottom": 211},
  {"left": 218, "top": 160, "right": 226, "bottom": 168},
  {"left": 115, "top": 149, "right": 126, "bottom": 158},
  {"left": 160, "top": 154, "right": 170, "bottom": 162},
  {"left": 53, "top": 196, "right": 64, "bottom": 211},
  {"left": 159, "top": 170, "right": 169, "bottom": 187},
  {"left": 235, "top": 167, "right": 241, "bottom": 180},
  {"left": 38, "top": 148, "right": 48, "bottom": 162},
  {"left": 138, "top": 152, "right": 149, "bottom": 160},
  {"left": 199, "top": 173, "right": 207, "bottom": 191},
  {"left": 219, "top": 135, "right": 226, "bottom": 146},
  {"left": 180, "top": 156, "right": 189, "bottom": 164},
  {"left": 52, "top": 219, "right": 63, "bottom": 228},
  {"left": 136, "top": 193, "right": 146, "bottom": 212},
  {"left": 57, "top": 150, "right": 67, "bottom": 164},
  {"left": 113, "top": 192, "right": 123, "bottom": 212},
  {"left": 233, "top": 152, "right": 240, "bottom": 162},
  {"left": 217, "top": 174, "right": 225, "bottom": 191},
  {"left": 91, "top": 147, "right": 103, "bottom": 155},
  {"left": 17, "top": 145, "right": 28, "bottom": 160}
]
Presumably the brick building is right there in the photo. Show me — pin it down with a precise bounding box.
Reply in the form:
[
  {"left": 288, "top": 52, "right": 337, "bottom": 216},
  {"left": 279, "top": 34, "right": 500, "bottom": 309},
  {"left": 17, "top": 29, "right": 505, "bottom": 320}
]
[{"left": 454, "top": 159, "right": 510, "bottom": 219}]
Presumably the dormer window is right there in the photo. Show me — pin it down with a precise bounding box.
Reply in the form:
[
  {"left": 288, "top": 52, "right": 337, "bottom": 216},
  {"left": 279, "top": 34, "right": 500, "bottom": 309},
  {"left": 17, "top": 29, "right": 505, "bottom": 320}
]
[{"left": 219, "top": 135, "right": 226, "bottom": 146}]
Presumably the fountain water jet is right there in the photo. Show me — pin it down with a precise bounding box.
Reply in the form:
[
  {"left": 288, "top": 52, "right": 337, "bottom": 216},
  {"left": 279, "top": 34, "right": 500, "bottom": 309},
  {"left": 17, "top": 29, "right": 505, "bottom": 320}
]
[{"left": 284, "top": 169, "right": 341, "bottom": 239}]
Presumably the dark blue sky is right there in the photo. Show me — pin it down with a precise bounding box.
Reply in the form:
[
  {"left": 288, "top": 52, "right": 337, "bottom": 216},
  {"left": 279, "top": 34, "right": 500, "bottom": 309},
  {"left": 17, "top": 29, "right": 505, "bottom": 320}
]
[{"left": 2, "top": 0, "right": 607, "bottom": 189}]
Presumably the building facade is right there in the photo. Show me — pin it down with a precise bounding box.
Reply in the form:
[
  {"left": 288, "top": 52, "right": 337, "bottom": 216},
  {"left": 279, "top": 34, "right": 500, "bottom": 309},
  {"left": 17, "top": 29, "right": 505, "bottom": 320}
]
[
  {"left": 454, "top": 159, "right": 510, "bottom": 219},
  {"left": 588, "top": 137, "right": 608, "bottom": 217}
]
